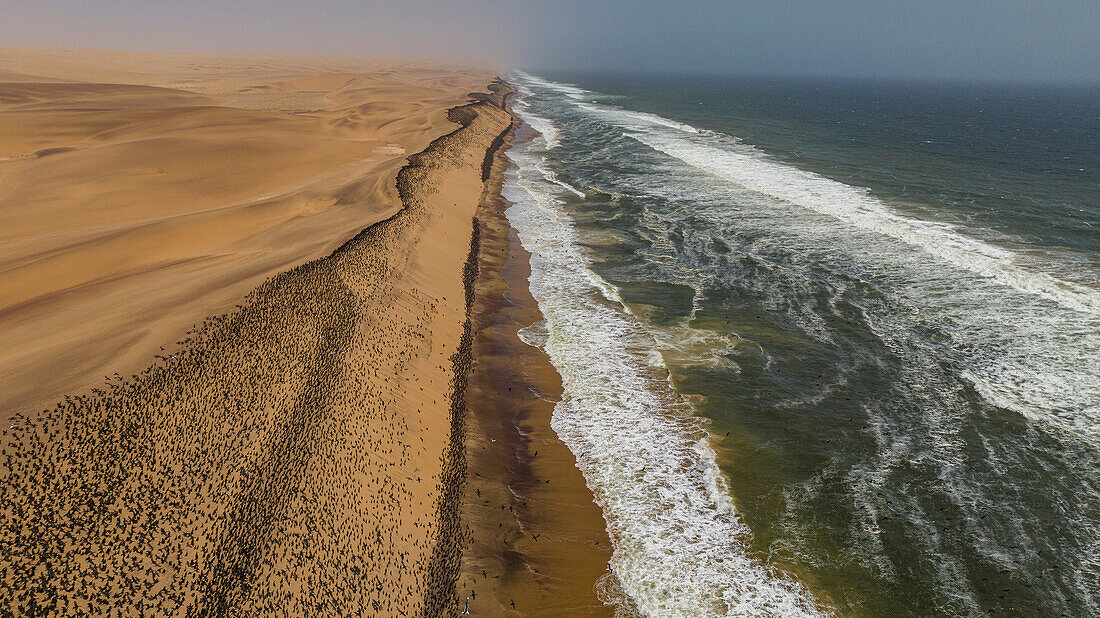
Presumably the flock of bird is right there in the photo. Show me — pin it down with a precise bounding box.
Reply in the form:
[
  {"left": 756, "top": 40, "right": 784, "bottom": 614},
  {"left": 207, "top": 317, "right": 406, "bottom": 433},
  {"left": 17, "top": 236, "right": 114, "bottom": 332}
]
[{"left": 0, "top": 88, "right": 514, "bottom": 617}]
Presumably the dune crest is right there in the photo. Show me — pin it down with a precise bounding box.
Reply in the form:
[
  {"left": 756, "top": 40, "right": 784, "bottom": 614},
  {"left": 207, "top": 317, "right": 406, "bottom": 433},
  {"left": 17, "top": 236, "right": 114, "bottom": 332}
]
[{"left": 0, "top": 48, "right": 496, "bottom": 423}]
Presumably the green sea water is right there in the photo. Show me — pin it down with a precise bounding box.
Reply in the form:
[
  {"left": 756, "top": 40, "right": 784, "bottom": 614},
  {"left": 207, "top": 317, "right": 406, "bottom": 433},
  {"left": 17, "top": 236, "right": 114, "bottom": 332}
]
[{"left": 505, "top": 71, "right": 1099, "bottom": 616}]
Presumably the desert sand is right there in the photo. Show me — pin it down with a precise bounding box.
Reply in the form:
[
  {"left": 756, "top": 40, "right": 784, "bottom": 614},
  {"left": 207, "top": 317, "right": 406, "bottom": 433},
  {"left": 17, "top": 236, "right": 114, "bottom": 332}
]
[
  {"left": 0, "top": 49, "right": 514, "bottom": 615},
  {"left": 0, "top": 47, "right": 494, "bottom": 426}
]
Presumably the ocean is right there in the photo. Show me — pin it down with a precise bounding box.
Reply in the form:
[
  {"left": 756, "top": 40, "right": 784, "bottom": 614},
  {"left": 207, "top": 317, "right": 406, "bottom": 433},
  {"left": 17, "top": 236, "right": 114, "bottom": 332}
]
[{"left": 502, "top": 71, "right": 1100, "bottom": 616}]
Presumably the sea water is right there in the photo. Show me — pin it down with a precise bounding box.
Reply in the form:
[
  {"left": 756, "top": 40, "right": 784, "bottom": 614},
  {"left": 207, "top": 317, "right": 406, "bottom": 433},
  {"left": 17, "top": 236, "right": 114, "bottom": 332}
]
[{"left": 503, "top": 71, "right": 1099, "bottom": 616}]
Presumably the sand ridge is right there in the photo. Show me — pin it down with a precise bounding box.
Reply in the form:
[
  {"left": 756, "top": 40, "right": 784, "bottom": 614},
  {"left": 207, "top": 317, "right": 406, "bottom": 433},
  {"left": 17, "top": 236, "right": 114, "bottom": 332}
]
[
  {"left": 0, "top": 47, "right": 495, "bottom": 426},
  {"left": 0, "top": 59, "right": 515, "bottom": 616}
]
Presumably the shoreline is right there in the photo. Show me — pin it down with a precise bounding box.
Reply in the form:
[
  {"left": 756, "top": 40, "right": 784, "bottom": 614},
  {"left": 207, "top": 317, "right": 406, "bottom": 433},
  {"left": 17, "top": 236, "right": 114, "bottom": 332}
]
[
  {"left": 457, "top": 121, "right": 618, "bottom": 615},
  {"left": 2, "top": 58, "right": 629, "bottom": 616}
]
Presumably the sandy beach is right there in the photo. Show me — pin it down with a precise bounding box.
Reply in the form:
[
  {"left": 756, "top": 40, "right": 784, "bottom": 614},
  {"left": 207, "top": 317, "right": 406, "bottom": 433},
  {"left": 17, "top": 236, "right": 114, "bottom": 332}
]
[
  {"left": 5, "top": 2, "right": 1090, "bottom": 612},
  {"left": 457, "top": 127, "right": 619, "bottom": 616}
]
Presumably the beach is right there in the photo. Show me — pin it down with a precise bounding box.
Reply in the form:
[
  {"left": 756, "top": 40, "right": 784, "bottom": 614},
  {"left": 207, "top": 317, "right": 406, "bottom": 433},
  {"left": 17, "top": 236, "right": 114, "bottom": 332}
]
[
  {"left": 456, "top": 126, "right": 618, "bottom": 616},
  {"left": 0, "top": 49, "right": 591, "bottom": 615},
  {"left": 5, "top": 48, "right": 1090, "bottom": 618}
]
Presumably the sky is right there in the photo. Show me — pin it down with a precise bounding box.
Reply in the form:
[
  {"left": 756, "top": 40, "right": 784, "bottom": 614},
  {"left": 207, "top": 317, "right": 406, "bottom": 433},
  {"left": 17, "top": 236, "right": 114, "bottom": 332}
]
[{"left": 3, "top": 0, "right": 1098, "bottom": 82}]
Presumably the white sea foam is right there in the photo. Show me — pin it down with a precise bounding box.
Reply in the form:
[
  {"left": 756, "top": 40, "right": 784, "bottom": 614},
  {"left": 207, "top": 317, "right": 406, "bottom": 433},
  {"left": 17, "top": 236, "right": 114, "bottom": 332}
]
[
  {"left": 576, "top": 102, "right": 701, "bottom": 134},
  {"left": 587, "top": 269, "right": 625, "bottom": 306},
  {"left": 516, "top": 320, "right": 549, "bottom": 348},
  {"left": 513, "top": 72, "right": 1100, "bottom": 445},
  {"left": 634, "top": 152, "right": 1100, "bottom": 443},
  {"left": 515, "top": 71, "right": 589, "bottom": 100},
  {"left": 515, "top": 99, "right": 562, "bottom": 149},
  {"left": 561, "top": 92, "right": 1100, "bottom": 316},
  {"left": 504, "top": 105, "right": 824, "bottom": 617}
]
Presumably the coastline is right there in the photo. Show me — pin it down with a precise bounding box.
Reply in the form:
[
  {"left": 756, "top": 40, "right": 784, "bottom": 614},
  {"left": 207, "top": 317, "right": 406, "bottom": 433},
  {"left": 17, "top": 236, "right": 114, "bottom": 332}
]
[
  {"left": 2, "top": 58, "right": 635, "bottom": 616},
  {"left": 0, "top": 75, "right": 514, "bottom": 615},
  {"left": 457, "top": 123, "right": 619, "bottom": 615}
]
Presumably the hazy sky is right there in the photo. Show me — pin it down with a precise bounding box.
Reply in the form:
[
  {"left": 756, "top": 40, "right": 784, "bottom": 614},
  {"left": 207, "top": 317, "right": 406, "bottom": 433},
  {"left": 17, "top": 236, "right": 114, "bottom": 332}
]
[{"left": 3, "top": 0, "right": 1098, "bottom": 81}]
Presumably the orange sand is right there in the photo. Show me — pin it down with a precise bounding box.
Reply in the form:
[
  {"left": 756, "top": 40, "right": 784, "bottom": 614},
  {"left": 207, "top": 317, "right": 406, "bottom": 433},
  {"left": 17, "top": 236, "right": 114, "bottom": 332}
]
[
  {"left": 0, "top": 47, "right": 495, "bottom": 425},
  {"left": 0, "top": 49, "right": 514, "bottom": 616}
]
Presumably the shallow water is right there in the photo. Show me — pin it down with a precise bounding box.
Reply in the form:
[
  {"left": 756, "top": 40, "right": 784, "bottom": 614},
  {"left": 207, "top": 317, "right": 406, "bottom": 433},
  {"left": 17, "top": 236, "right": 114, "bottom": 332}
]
[{"left": 504, "top": 71, "right": 1100, "bottom": 616}]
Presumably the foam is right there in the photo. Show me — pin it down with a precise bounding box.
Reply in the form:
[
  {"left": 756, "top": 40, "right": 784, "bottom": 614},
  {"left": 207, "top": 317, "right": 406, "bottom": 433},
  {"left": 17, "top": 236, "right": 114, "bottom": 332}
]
[
  {"left": 516, "top": 320, "right": 549, "bottom": 348},
  {"left": 514, "top": 103, "right": 585, "bottom": 199},
  {"left": 503, "top": 105, "right": 823, "bottom": 616},
  {"left": 513, "top": 72, "right": 1100, "bottom": 446},
  {"left": 565, "top": 98, "right": 1100, "bottom": 316},
  {"left": 515, "top": 100, "right": 562, "bottom": 149},
  {"left": 514, "top": 70, "right": 589, "bottom": 100},
  {"left": 576, "top": 102, "right": 700, "bottom": 134},
  {"left": 586, "top": 269, "right": 626, "bottom": 306}
]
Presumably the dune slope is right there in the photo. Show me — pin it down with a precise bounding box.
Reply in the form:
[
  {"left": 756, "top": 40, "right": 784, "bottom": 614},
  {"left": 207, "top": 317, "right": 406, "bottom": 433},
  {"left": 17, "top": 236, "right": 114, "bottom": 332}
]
[
  {"left": 0, "top": 52, "right": 514, "bottom": 615},
  {"left": 0, "top": 48, "right": 492, "bottom": 425}
]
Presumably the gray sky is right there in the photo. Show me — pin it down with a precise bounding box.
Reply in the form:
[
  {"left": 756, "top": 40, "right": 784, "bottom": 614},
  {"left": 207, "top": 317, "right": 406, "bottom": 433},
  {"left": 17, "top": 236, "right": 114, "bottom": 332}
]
[{"left": 3, "top": 0, "right": 1098, "bottom": 81}]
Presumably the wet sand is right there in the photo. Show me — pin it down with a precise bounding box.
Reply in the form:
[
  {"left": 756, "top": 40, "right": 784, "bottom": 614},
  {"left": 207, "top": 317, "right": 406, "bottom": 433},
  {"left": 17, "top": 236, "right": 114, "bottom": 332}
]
[
  {"left": 0, "top": 67, "right": 514, "bottom": 616},
  {"left": 457, "top": 126, "right": 618, "bottom": 615},
  {"left": 1, "top": 48, "right": 622, "bottom": 616}
]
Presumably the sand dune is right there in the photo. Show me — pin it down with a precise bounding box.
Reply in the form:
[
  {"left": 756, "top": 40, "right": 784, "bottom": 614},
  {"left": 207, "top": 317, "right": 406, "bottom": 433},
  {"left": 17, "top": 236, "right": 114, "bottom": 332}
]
[
  {"left": 0, "top": 47, "right": 495, "bottom": 424},
  {"left": 0, "top": 48, "right": 514, "bottom": 615}
]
